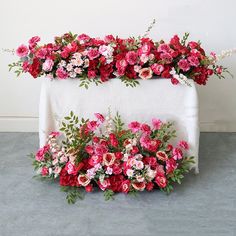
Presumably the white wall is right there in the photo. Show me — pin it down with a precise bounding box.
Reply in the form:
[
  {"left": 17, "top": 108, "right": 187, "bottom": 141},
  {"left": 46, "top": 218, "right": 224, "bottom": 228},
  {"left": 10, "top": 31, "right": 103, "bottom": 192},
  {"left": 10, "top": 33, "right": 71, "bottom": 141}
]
[{"left": 0, "top": 0, "right": 235, "bottom": 132}]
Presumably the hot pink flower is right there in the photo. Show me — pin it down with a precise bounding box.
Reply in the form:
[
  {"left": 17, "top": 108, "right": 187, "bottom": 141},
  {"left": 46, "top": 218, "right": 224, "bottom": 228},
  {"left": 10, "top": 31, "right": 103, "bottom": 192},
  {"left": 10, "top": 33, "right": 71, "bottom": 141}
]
[
  {"left": 187, "top": 56, "right": 199, "bottom": 67},
  {"left": 49, "top": 131, "right": 60, "bottom": 138},
  {"left": 94, "top": 113, "right": 105, "bottom": 123},
  {"left": 152, "top": 118, "right": 162, "bottom": 130},
  {"left": 77, "top": 34, "right": 90, "bottom": 42},
  {"left": 121, "top": 180, "right": 131, "bottom": 193},
  {"left": 157, "top": 43, "right": 171, "bottom": 53},
  {"left": 41, "top": 166, "right": 49, "bottom": 176},
  {"left": 56, "top": 67, "right": 68, "bottom": 79},
  {"left": 128, "top": 121, "right": 141, "bottom": 133},
  {"left": 178, "top": 140, "right": 189, "bottom": 150},
  {"left": 87, "top": 48, "right": 100, "bottom": 60},
  {"left": 36, "top": 48, "right": 47, "bottom": 59},
  {"left": 28, "top": 36, "right": 40, "bottom": 48},
  {"left": 138, "top": 67, "right": 153, "bottom": 80},
  {"left": 125, "top": 51, "right": 138, "bottom": 65},
  {"left": 172, "top": 147, "right": 183, "bottom": 160},
  {"left": 178, "top": 59, "right": 190, "bottom": 72},
  {"left": 87, "top": 120, "right": 99, "bottom": 131},
  {"left": 141, "top": 123, "right": 151, "bottom": 134},
  {"left": 36, "top": 145, "right": 50, "bottom": 161},
  {"left": 16, "top": 44, "right": 29, "bottom": 57},
  {"left": 151, "top": 64, "right": 164, "bottom": 75},
  {"left": 166, "top": 158, "right": 177, "bottom": 174},
  {"left": 160, "top": 52, "right": 173, "bottom": 63}
]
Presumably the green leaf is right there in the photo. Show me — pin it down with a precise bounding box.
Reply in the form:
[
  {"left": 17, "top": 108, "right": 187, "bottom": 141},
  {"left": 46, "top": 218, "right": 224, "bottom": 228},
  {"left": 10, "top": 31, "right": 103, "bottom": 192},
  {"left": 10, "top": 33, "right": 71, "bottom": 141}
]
[{"left": 104, "top": 189, "right": 115, "bottom": 201}]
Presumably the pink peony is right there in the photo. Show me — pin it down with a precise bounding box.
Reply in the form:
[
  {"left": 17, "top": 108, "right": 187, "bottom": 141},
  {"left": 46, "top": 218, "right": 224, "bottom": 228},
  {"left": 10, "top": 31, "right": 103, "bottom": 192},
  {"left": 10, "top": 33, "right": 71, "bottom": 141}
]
[
  {"left": 56, "top": 67, "right": 68, "bottom": 79},
  {"left": 87, "top": 48, "right": 100, "bottom": 60},
  {"left": 16, "top": 44, "right": 29, "bottom": 57},
  {"left": 178, "top": 59, "right": 190, "bottom": 72},
  {"left": 138, "top": 67, "right": 153, "bottom": 80},
  {"left": 42, "top": 59, "right": 54, "bottom": 72},
  {"left": 151, "top": 64, "right": 164, "bottom": 75},
  {"left": 128, "top": 121, "right": 141, "bottom": 133},
  {"left": 125, "top": 51, "right": 138, "bottom": 65}
]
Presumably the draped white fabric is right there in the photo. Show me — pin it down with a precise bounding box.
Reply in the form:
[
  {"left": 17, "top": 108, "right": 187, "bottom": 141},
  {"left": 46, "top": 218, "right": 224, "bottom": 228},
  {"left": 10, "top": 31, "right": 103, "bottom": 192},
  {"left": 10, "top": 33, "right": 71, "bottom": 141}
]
[{"left": 39, "top": 78, "right": 199, "bottom": 173}]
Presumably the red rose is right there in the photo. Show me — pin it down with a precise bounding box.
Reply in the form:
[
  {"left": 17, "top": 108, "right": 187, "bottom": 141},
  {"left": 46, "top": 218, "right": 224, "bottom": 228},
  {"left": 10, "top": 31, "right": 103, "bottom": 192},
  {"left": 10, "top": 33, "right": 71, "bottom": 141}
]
[
  {"left": 85, "top": 145, "right": 94, "bottom": 155},
  {"left": 155, "top": 175, "right": 167, "bottom": 188},
  {"left": 59, "top": 167, "right": 79, "bottom": 187}
]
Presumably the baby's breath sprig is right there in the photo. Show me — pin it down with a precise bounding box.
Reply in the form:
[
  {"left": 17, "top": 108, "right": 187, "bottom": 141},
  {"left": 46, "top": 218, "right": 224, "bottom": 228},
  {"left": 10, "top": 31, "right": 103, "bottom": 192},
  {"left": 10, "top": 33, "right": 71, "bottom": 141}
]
[
  {"left": 2, "top": 48, "right": 15, "bottom": 55},
  {"left": 142, "top": 19, "right": 156, "bottom": 38}
]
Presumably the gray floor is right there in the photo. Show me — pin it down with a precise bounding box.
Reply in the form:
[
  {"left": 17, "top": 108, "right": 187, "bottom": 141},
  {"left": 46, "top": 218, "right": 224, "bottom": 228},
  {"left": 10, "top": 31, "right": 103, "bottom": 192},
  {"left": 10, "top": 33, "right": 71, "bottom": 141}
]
[{"left": 0, "top": 133, "right": 236, "bottom": 236}]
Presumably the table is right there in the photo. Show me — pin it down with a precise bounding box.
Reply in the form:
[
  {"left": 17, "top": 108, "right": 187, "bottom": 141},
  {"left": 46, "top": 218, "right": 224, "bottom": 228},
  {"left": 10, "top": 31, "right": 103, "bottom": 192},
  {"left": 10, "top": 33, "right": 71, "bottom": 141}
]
[{"left": 39, "top": 78, "right": 199, "bottom": 173}]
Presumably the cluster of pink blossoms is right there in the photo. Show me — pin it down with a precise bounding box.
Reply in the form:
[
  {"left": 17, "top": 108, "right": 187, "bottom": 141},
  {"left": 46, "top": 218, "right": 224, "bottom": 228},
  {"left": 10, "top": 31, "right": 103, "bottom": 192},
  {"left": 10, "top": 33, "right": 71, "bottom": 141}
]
[
  {"left": 32, "top": 112, "right": 194, "bottom": 202},
  {"left": 12, "top": 32, "right": 225, "bottom": 86}
]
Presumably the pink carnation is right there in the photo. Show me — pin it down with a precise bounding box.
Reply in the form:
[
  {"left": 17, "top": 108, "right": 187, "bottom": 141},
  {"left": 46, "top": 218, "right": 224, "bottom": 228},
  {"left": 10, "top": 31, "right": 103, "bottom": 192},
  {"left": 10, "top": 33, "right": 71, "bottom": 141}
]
[
  {"left": 87, "top": 48, "right": 100, "bottom": 60},
  {"left": 42, "top": 59, "right": 54, "bottom": 72},
  {"left": 172, "top": 147, "right": 183, "bottom": 160},
  {"left": 128, "top": 121, "right": 141, "bottom": 133},
  {"left": 178, "top": 59, "right": 190, "bottom": 72},
  {"left": 16, "top": 44, "right": 29, "bottom": 57},
  {"left": 187, "top": 56, "right": 199, "bottom": 67},
  {"left": 125, "top": 51, "right": 138, "bottom": 65},
  {"left": 94, "top": 113, "right": 105, "bottom": 123},
  {"left": 28, "top": 36, "right": 40, "bottom": 48},
  {"left": 56, "top": 67, "right": 68, "bottom": 79},
  {"left": 178, "top": 140, "right": 189, "bottom": 150},
  {"left": 152, "top": 118, "right": 162, "bottom": 130}
]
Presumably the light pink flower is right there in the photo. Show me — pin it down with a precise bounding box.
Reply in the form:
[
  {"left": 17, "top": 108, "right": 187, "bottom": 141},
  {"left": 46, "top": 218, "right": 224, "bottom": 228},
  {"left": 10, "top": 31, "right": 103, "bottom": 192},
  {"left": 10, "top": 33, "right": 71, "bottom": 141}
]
[
  {"left": 56, "top": 67, "right": 68, "bottom": 79},
  {"left": 138, "top": 67, "right": 153, "bottom": 80},
  {"left": 16, "top": 44, "right": 29, "bottom": 57},
  {"left": 42, "top": 59, "right": 54, "bottom": 72},
  {"left": 178, "top": 59, "right": 190, "bottom": 72},
  {"left": 54, "top": 166, "right": 62, "bottom": 174}
]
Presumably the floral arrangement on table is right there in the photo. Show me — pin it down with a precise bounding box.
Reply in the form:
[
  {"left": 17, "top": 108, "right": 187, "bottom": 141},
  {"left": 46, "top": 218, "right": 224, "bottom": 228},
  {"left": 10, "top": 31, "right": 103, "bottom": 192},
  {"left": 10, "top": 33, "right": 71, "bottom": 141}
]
[
  {"left": 8, "top": 20, "right": 233, "bottom": 88},
  {"left": 30, "top": 111, "right": 194, "bottom": 204}
]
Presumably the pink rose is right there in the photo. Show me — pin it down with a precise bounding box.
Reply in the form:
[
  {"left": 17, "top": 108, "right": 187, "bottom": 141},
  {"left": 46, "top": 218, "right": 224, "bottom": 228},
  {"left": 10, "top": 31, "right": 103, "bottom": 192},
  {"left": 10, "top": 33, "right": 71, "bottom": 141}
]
[
  {"left": 77, "top": 34, "right": 90, "bottom": 42},
  {"left": 151, "top": 64, "right": 164, "bottom": 75},
  {"left": 178, "top": 59, "right": 190, "bottom": 72},
  {"left": 87, "top": 48, "right": 100, "bottom": 60},
  {"left": 155, "top": 175, "right": 167, "bottom": 188},
  {"left": 42, "top": 59, "right": 54, "bottom": 72},
  {"left": 56, "top": 67, "right": 68, "bottom": 79},
  {"left": 132, "top": 182, "right": 146, "bottom": 191},
  {"left": 152, "top": 118, "right": 162, "bottom": 130},
  {"left": 78, "top": 174, "right": 90, "bottom": 186},
  {"left": 156, "top": 151, "right": 168, "bottom": 162},
  {"left": 103, "top": 153, "right": 116, "bottom": 166},
  {"left": 125, "top": 51, "right": 138, "bottom": 65},
  {"left": 16, "top": 44, "right": 29, "bottom": 57},
  {"left": 160, "top": 52, "right": 173, "bottom": 63},
  {"left": 128, "top": 121, "right": 141, "bottom": 133},
  {"left": 138, "top": 67, "right": 153, "bottom": 80},
  {"left": 187, "top": 56, "right": 199, "bottom": 67},
  {"left": 140, "top": 43, "right": 151, "bottom": 55},
  {"left": 36, "top": 48, "right": 47, "bottom": 59}
]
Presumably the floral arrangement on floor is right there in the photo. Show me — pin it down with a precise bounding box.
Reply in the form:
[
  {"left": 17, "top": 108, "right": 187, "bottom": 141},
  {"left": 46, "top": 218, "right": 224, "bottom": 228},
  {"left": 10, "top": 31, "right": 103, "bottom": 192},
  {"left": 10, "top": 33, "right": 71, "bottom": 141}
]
[
  {"left": 30, "top": 111, "right": 194, "bottom": 204},
  {"left": 8, "top": 20, "right": 233, "bottom": 88}
]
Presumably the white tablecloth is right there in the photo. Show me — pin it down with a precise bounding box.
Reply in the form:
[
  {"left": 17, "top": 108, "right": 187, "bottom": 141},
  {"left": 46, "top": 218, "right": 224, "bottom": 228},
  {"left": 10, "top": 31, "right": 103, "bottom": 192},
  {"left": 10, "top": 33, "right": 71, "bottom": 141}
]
[{"left": 39, "top": 78, "right": 199, "bottom": 173}]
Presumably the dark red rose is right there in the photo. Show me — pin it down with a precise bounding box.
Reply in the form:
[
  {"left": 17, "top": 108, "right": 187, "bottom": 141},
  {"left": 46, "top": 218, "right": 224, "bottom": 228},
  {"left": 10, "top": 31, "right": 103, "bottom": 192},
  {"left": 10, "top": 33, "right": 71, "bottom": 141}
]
[{"left": 28, "top": 58, "right": 41, "bottom": 78}]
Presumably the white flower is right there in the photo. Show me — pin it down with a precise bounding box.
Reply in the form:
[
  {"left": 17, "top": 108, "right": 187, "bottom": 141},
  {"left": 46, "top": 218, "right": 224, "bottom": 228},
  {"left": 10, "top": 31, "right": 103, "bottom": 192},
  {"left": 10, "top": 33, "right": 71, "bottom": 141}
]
[
  {"left": 146, "top": 167, "right": 156, "bottom": 181},
  {"left": 58, "top": 60, "right": 66, "bottom": 67},
  {"left": 126, "top": 169, "right": 134, "bottom": 177},
  {"left": 99, "top": 174, "right": 105, "bottom": 183},
  {"left": 105, "top": 167, "right": 113, "bottom": 175},
  {"left": 73, "top": 52, "right": 82, "bottom": 60},
  {"left": 122, "top": 153, "right": 129, "bottom": 161},
  {"left": 135, "top": 160, "right": 144, "bottom": 170},
  {"left": 84, "top": 59, "right": 89, "bottom": 68},
  {"left": 71, "top": 58, "right": 83, "bottom": 67},
  {"left": 66, "top": 63, "right": 73, "bottom": 72},
  {"left": 69, "top": 72, "right": 76, "bottom": 78}
]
